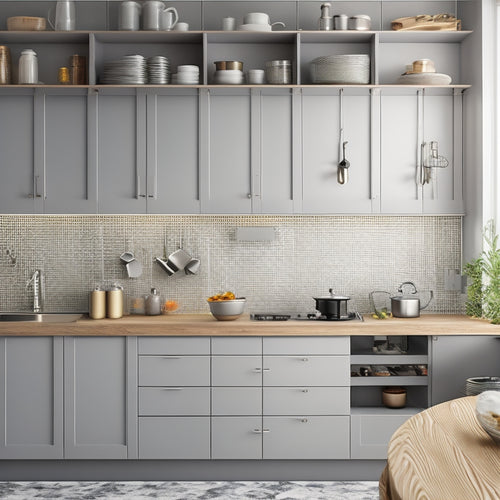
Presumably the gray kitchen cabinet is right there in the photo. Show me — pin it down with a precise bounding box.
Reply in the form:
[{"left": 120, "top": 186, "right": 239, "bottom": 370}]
[
  {"left": 380, "top": 93, "right": 463, "bottom": 214},
  {"left": 350, "top": 408, "right": 421, "bottom": 459},
  {"left": 139, "top": 387, "right": 210, "bottom": 416},
  {"left": 139, "top": 417, "right": 210, "bottom": 459},
  {"left": 301, "top": 91, "right": 373, "bottom": 214},
  {"left": 139, "top": 355, "right": 210, "bottom": 387},
  {"left": 0, "top": 92, "right": 36, "bottom": 213},
  {"left": 146, "top": 90, "right": 200, "bottom": 214},
  {"left": 212, "top": 387, "right": 262, "bottom": 415},
  {"left": 64, "top": 336, "right": 137, "bottom": 459},
  {"left": 0, "top": 337, "right": 63, "bottom": 459},
  {"left": 212, "top": 417, "right": 262, "bottom": 459},
  {"left": 97, "top": 90, "right": 147, "bottom": 213},
  {"left": 212, "top": 356, "right": 263, "bottom": 386},
  {"left": 263, "top": 416, "right": 350, "bottom": 459},
  {"left": 431, "top": 335, "right": 500, "bottom": 405}
]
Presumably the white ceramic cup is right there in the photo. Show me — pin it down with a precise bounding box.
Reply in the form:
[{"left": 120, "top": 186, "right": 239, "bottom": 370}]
[
  {"left": 160, "top": 7, "right": 179, "bottom": 30},
  {"left": 173, "top": 21, "right": 189, "bottom": 31},
  {"left": 118, "top": 1, "right": 141, "bottom": 31},
  {"left": 222, "top": 16, "right": 236, "bottom": 30},
  {"left": 247, "top": 69, "right": 265, "bottom": 84},
  {"left": 244, "top": 12, "right": 270, "bottom": 25}
]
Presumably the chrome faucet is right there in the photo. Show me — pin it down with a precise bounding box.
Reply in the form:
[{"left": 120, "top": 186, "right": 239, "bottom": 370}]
[{"left": 28, "top": 269, "right": 44, "bottom": 313}]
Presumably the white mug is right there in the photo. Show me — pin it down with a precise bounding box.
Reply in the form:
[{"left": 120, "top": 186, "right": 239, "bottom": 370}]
[
  {"left": 119, "top": 1, "right": 141, "bottom": 31},
  {"left": 160, "top": 8, "right": 178, "bottom": 30},
  {"left": 222, "top": 16, "right": 235, "bottom": 30},
  {"left": 173, "top": 22, "right": 189, "bottom": 31},
  {"left": 142, "top": 1, "right": 177, "bottom": 31},
  {"left": 48, "top": 0, "right": 75, "bottom": 31}
]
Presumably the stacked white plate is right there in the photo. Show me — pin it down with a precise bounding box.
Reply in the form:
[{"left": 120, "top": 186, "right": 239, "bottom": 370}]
[
  {"left": 397, "top": 72, "right": 452, "bottom": 85},
  {"left": 310, "top": 54, "right": 370, "bottom": 84},
  {"left": 101, "top": 55, "right": 146, "bottom": 85},
  {"left": 171, "top": 64, "right": 200, "bottom": 85},
  {"left": 147, "top": 56, "right": 170, "bottom": 84},
  {"left": 213, "top": 69, "right": 244, "bottom": 85}
]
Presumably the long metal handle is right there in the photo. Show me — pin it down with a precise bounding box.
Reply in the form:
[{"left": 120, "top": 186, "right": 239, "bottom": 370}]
[
  {"left": 162, "top": 387, "right": 183, "bottom": 390},
  {"left": 253, "top": 429, "right": 271, "bottom": 433},
  {"left": 34, "top": 175, "right": 42, "bottom": 198},
  {"left": 159, "top": 356, "right": 181, "bottom": 360},
  {"left": 136, "top": 174, "right": 146, "bottom": 198}
]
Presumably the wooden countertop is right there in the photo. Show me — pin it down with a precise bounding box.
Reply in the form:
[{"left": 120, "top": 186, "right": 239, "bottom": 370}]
[
  {"left": 0, "top": 313, "right": 498, "bottom": 336},
  {"left": 380, "top": 396, "right": 500, "bottom": 500}
]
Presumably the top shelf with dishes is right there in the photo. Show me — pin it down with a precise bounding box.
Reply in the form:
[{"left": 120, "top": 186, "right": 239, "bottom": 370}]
[{"left": 0, "top": 29, "right": 473, "bottom": 89}]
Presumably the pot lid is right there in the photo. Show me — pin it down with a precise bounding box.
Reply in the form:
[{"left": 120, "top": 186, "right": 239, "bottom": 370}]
[
  {"left": 313, "top": 295, "right": 350, "bottom": 300},
  {"left": 391, "top": 295, "right": 419, "bottom": 302}
]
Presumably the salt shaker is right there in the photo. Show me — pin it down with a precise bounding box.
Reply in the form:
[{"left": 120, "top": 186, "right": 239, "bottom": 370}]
[
  {"left": 18, "top": 49, "right": 38, "bottom": 84},
  {"left": 319, "top": 3, "right": 333, "bottom": 31}
]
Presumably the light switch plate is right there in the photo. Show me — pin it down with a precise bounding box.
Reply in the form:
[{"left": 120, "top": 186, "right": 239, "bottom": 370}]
[{"left": 444, "top": 269, "right": 465, "bottom": 291}]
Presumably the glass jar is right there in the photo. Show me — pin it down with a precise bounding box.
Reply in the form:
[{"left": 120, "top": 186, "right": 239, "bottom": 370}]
[
  {"left": 265, "top": 60, "right": 292, "bottom": 85},
  {"left": 18, "top": 49, "right": 38, "bottom": 84}
]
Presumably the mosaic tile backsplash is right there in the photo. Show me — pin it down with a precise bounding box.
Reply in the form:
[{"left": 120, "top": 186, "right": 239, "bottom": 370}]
[{"left": 0, "top": 215, "right": 463, "bottom": 315}]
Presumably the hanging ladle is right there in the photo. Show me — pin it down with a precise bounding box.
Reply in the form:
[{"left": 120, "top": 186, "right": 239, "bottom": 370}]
[{"left": 338, "top": 140, "right": 350, "bottom": 185}]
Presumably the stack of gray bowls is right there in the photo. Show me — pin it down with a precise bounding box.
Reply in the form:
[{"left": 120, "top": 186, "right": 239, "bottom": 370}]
[{"left": 465, "top": 377, "right": 500, "bottom": 396}]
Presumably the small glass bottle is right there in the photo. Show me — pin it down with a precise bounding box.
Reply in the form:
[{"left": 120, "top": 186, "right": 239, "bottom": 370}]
[
  {"left": 145, "top": 288, "right": 161, "bottom": 315},
  {"left": 18, "top": 49, "right": 38, "bottom": 84}
]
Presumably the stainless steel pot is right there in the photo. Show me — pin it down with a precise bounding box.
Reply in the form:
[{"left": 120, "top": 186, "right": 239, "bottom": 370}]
[
  {"left": 391, "top": 281, "right": 433, "bottom": 318},
  {"left": 313, "top": 288, "right": 350, "bottom": 319}
]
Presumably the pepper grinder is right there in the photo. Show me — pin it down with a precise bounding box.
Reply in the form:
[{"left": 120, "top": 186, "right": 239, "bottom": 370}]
[
  {"left": 319, "top": 3, "right": 333, "bottom": 31},
  {"left": 145, "top": 287, "right": 161, "bottom": 315}
]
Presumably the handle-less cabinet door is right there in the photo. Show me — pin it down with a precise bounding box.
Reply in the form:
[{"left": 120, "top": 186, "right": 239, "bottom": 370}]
[
  {"left": 146, "top": 90, "right": 200, "bottom": 213},
  {"left": 301, "top": 92, "right": 372, "bottom": 214},
  {"left": 202, "top": 90, "right": 252, "bottom": 213},
  {"left": 0, "top": 337, "right": 63, "bottom": 459},
  {"left": 97, "top": 91, "right": 147, "bottom": 213},
  {"left": 64, "top": 336, "right": 137, "bottom": 459},
  {"left": 44, "top": 92, "right": 96, "bottom": 213},
  {"left": 0, "top": 92, "right": 36, "bottom": 213}
]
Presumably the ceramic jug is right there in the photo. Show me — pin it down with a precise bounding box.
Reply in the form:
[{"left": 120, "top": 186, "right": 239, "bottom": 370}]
[
  {"left": 48, "top": 0, "right": 75, "bottom": 31},
  {"left": 142, "top": 1, "right": 178, "bottom": 31},
  {"left": 119, "top": 1, "right": 141, "bottom": 31}
]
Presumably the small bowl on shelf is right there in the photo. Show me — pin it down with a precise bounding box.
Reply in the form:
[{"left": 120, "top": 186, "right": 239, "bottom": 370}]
[
  {"left": 382, "top": 386, "right": 407, "bottom": 408},
  {"left": 7, "top": 16, "right": 46, "bottom": 31},
  {"left": 207, "top": 298, "right": 246, "bottom": 321}
]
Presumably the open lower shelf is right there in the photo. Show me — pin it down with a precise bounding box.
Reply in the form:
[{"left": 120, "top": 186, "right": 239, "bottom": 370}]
[
  {"left": 350, "top": 354, "right": 428, "bottom": 364},
  {"left": 350, "top": 406, "right": 424, "bottom": 416},
  {"left": 351, "top": 376, "right": 428, "bottom": 386}
]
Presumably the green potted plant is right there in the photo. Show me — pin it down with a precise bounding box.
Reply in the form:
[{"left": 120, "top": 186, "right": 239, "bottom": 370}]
[{"left": 464, "top": 221, "right": 500, "bottom": 324}]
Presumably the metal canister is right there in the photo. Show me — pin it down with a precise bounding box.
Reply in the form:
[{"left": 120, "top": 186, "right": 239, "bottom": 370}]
[
  {"left": 58, "top": 66, "right": 70, "bottom": 84},
  {"left": 89, "top": 286, "right": 106, "bottom": 319},
  {"left": 265, "top": 60, "right": 292, "bottom": 85},
  {"left": 106, "top": 284, "right": 124, "bottom": 319},
  {"left": 70, "top": 54, "right": 87, "bottom": 85},
  {"left": 0, "top": 46, "right": 12, "bottom": 84}
]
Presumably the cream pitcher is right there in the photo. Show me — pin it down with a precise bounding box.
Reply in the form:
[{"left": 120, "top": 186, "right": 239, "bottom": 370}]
[
  {"left": 48, "top": 0, "right": 75, "bottom": 31},
  {"left": 142, "top": 1, "right": 178, "bottom": 31}
]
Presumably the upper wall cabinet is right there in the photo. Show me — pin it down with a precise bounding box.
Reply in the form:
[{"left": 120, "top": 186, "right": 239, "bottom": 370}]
[{"left": 0, "top": 89, "right": 95, "bottom": 214}]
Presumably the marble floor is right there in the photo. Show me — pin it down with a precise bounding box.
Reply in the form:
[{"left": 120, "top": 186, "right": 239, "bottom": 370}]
[{"left": 0, "top": 481, "right": 379, "bottom": 499}]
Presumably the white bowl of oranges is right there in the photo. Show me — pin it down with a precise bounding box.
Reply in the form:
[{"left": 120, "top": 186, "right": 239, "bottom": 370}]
[{"left": 207, "top": 291, "right": 246, "bottom": 321}]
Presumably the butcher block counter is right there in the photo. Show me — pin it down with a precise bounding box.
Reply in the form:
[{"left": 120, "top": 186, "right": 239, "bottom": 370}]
[{"left": 0, "top": 313, "right": 498, "bottom": 336}]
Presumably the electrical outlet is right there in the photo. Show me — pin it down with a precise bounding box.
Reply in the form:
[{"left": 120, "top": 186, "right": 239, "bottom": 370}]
[{"left": 444, "top": 269, "right": 464, "bottom": 291}]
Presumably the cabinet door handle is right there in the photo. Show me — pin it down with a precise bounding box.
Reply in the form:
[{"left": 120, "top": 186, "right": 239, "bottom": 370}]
[
  {"left": 301, "top": 389, "right": 309, "bottom": 393},
  {"left": 300, "top": 357, "right": 309, "bottom": 362},
  {"left": 262, "top": 368, "right": 270, "bottom": 371},
  {"left": 253, "top": 368, "right": 262, "bottom": 372},
  {"left": 162, "top": 387, "right": 183, "bottom": 390},
  {"left": 247, "top": 193, "right": 252, "bottom": 199},
  {"left": 253, "top": 429, "right": 271, "bottom": 433},
  {"left": 159, "top": 356, "right": 181, "bottom": 360},
  {"left": 136, "top": 174, "right": 146, "bottom": 198},
  {"left": 34, "top": 175, "right": 43, "bottom": 198},
  {"left": 299, "top": 418, "right": 308, "bottom": 423}
]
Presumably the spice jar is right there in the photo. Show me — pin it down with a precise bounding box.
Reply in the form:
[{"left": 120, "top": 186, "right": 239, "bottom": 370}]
[
  {"left": 265, "top": 60, "right": 292, "bottom": 85},
  {"left": 58, "top": 66, "right": 70, "bottom": 84},
  {"left": 0, "top": 45, "right": 12, "bottom": 84},
  {"left": 106, "top": 283, "right": 124, "bottom": 319},
  {"left": 89, "top": 286, "right": 106, "bottom": 319},
  {"left": 18, "top": 49, "right": 38, "bottom": 84},
  {"left": 70, "top": 54, "right": 87, "bottom": 85}
]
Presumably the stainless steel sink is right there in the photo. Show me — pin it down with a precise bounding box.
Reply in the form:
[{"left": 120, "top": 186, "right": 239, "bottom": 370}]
[{"left": 0, "top": 313, "right": 82, "bottom": 323}]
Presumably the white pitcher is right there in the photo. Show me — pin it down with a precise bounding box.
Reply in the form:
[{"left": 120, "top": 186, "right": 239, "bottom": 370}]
[
  {"left": 48, "top": 0, "right": 75, "bottom": 31},
  {"left": 119, "top": 1, "right": 141, "bottom": 31},
  {"left": 142, "top": 1, "right": 178, "bottom": 31}
]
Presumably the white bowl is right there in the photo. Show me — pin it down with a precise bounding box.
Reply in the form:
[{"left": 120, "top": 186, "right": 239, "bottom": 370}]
[
  {"left": 207, "top": 298, "right": 246, "bottom": 321},
  {"left": 238, "top": 23, "right": 272, "bottom": 32},
  {"left": 396, "top": 72, "right": 452, "bottom": 85},
  {"left": 177, "top": 65, "right": 199, "bottom": 73}
]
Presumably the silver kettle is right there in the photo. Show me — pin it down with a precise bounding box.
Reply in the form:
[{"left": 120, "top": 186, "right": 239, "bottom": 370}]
[{"left": 390, "top": 281, "right": 433, "bottom": 318}]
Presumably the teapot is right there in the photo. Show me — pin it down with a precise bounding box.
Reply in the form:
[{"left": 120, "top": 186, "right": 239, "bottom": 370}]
[
  {"left": 48, "top": 0, "right": 75, "bottom": 31},
  {"left": 142, "top": 1, "right": 178, "bottom": 31}
]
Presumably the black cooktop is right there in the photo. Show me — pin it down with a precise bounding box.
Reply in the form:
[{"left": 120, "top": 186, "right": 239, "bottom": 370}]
[{"left": 251, "top": 312, "right": 362, "bottom": 322}]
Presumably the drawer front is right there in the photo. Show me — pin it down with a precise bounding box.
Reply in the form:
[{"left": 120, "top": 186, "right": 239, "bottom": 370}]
[
  {"left": 212, "top": 337, "right": 262, "bottom": 355},
  {"left": 139, "top": 387, "right": 210, "bottom": 416},
  {"left": 263, "top": 337, "right": 349, "bottom": 355},
  {"left": 212, "top": 356, "right": 262, "bottom": 386},
  {"left": 139, "top": 356, "right": 210, "bottom": 386},
  {"left": 212, "top": 417, "right": 262, "bottom": 459},
  {"left": 212, "top": 387, "right": 262, "bottom": 415},
  {"left": 350, "top": 412, "right": 419, "bottom": 459},
  {"left": 263, "top": 387, "right": 350, "bottom": 415},
  {"left": 138, "top": 337, "right": 210, "bottom": 355},
  {"left": 263, "top": 356, "right": 349, "bottom": 386},
  {"left": 139, "top": 417, "right": 210, "bottom": 459},
  {"left": 263, "top": 416, "right": 350, "bottom": 459}
]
